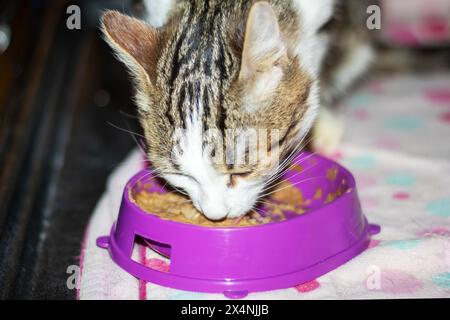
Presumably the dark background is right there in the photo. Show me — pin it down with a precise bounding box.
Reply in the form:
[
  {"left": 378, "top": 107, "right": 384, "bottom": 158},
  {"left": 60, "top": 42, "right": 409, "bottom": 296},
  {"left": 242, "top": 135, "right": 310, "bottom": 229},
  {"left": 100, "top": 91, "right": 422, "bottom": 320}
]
[{"left": 0, "top": 0, "right": 144, "bottom": 299}]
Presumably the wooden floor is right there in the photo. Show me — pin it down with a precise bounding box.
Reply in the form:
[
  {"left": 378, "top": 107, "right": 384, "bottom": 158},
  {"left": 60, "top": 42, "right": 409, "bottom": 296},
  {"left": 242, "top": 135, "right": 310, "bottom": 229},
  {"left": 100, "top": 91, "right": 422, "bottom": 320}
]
[{"left": 0, "top": 1, "right": 140, "bottom": 299}]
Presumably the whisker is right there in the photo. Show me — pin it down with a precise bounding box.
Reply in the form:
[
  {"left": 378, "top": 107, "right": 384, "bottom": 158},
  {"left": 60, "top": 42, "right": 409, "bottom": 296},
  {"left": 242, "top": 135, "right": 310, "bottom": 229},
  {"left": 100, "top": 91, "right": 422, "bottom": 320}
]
[
  {"left": 260, "top": 164, "right": 318, "bottom": 197},
  {"left": 273, "top": 134, "right": 312, "bottom": 172},
  {"left": 257, "top": 175, "right": 324, "bottom": 199},
  {"left": 107, "top": 121, "right": 145, "bottom": 138},
  {"left": 275, "top": 136, "right": 314, "bottom": 174},
  {"left": 263, "top": 135, "right": 314, "bottom": 185},
  {"left": 263, "top": 152, "right": 318, "bottom": 190},
  {"left": 119, "top": 109, "right": 140, "bottom": 119}
]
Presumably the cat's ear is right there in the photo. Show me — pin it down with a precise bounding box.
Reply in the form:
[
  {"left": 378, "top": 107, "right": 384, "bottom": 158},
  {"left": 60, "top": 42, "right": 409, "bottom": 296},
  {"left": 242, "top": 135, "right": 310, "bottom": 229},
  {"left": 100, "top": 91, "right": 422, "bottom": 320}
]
[
  {"left": 101, "top": 10, "right": 159, "bottom": 83},
  {"left": 239, "top": 2, "right": 287, "bottom": 81}
]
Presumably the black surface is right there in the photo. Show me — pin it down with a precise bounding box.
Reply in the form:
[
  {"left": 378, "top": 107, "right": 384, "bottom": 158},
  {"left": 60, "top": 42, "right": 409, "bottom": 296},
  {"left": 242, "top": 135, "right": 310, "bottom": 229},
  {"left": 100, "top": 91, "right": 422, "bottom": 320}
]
[{"left": 0, "top": 1, "right": 141, "bottom": 299}]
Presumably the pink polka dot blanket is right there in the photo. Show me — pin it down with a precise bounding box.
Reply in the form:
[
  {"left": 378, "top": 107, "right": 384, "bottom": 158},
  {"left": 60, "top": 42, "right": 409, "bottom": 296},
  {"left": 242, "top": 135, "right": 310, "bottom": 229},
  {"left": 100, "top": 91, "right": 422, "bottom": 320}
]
[
  {"left": 381, "top": 0, "right": 450, "bottom": 47},
  {"left": 78, "top": 74, "right": 450, "bottom": 299}
]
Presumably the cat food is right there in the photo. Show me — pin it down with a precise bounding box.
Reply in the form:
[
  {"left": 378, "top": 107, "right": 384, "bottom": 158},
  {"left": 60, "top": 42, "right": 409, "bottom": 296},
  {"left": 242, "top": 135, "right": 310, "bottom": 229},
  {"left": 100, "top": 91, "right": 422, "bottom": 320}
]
[{"left": 132, "top": 180, "right": 306, "bottom": 227}]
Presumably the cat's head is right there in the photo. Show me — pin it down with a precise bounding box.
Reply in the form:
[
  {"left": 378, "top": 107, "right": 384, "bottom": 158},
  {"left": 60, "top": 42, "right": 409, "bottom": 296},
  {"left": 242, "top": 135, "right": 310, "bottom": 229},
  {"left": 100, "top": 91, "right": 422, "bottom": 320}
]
[{"left": 101, "top": 1, "right": 327, "bottom": 220}]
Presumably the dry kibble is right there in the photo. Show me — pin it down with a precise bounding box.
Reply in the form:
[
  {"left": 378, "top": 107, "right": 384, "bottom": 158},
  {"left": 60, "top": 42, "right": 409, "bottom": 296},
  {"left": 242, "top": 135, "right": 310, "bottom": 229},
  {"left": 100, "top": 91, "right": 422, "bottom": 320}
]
[{"left": 132, "top": 180, "right": 306, "bottom": 227}]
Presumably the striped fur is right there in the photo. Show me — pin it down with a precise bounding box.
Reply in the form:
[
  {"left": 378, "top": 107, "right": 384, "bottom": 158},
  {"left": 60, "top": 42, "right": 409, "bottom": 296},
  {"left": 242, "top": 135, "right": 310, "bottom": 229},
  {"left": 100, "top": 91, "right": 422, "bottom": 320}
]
[{"left": 101, "top": 0, "right": 341, "bottom": 219}]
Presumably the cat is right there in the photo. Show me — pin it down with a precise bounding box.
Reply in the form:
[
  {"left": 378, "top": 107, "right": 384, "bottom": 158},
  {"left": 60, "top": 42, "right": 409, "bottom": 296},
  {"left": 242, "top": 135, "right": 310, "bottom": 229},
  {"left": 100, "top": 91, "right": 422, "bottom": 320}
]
[{"left": 101, "top": 0, "right": 373, "bottom": 221}]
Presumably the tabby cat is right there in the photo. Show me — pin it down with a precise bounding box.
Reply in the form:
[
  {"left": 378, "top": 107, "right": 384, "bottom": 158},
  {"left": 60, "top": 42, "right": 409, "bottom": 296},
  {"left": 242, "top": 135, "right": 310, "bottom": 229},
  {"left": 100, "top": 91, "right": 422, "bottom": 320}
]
[{"left": 101, "top": 0, "right": 373, "bottom": 220}]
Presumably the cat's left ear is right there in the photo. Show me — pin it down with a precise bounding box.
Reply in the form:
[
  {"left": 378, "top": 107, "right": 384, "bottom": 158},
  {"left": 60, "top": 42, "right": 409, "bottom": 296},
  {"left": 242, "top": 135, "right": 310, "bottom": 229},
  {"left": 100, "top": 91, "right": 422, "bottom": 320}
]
[
  {"left": 101, "top": 10, "right": 159, "bottom": 84},
  {"left": 239, "top": 2, "right": 287, "bottom": 110}
]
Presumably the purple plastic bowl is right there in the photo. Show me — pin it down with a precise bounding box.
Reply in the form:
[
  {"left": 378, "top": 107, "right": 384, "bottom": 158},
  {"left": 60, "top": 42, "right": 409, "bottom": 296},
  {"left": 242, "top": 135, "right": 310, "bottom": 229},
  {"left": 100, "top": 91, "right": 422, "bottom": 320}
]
[{"left": 97, "top": 152, "right": 380, "bottom": 298}]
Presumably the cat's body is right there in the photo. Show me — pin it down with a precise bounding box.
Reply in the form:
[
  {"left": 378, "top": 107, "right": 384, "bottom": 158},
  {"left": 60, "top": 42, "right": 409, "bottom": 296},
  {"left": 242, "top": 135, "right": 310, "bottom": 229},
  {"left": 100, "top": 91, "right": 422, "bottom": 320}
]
[{"left": 102, "top": 0, "right": 373, "bottom": 220}]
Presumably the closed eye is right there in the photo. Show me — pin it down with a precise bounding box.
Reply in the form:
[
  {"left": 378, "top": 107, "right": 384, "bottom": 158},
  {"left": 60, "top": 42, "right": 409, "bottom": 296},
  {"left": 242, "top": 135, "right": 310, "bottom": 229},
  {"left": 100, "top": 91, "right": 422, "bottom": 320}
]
[{"left": 231, "top": 172, "right": 252, "bottom": 179}]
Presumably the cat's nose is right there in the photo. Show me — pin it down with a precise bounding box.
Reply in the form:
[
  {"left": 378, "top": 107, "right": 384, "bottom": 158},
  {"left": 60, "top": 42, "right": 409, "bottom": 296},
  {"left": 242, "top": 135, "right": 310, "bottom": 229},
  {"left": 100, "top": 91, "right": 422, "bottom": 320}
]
[{"left": 199, "top": 200, "right": 230, "bottom": 221}]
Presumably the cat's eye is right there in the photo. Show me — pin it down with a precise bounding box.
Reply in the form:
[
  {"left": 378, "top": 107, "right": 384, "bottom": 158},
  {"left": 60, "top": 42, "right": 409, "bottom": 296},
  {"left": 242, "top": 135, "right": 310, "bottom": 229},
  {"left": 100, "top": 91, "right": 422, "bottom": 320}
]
[{"left": 231, "top": 172, "right": 252, "bottom": 179}]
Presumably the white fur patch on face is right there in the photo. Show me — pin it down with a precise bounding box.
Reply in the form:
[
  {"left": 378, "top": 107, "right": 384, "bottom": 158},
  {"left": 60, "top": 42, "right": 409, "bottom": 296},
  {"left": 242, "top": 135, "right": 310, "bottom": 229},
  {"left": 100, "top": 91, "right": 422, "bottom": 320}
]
[{"left": 165, "top": 103, "right": 265, "bottom": 220}]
